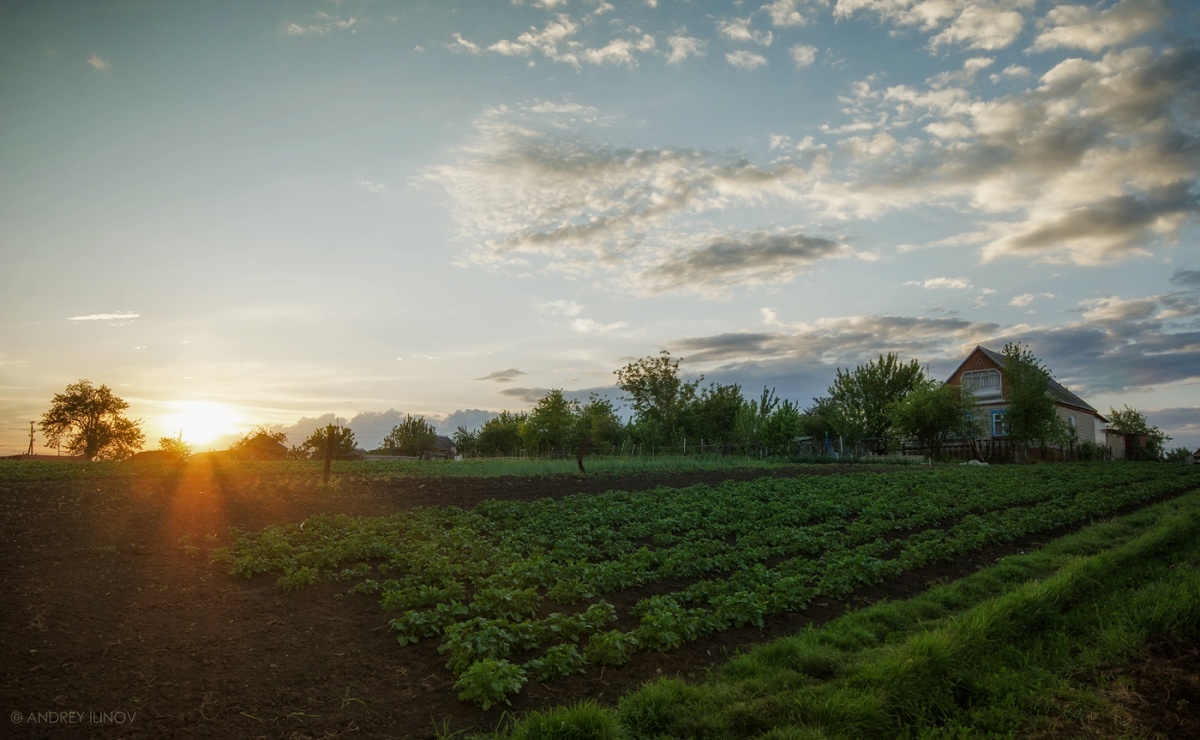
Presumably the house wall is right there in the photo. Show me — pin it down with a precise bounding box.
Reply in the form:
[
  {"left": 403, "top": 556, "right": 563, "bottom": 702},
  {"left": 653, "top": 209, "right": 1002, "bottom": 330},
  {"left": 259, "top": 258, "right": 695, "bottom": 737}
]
[{"left": 1055, "top": 406, "right": 1099, "bottom": 445}]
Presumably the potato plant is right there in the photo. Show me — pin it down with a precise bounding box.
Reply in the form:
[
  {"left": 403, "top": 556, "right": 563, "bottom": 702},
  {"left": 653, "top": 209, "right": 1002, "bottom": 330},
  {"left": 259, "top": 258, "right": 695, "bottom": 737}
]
[{"left": 214, "top": 464, "right": 1199, "bottom": 706}]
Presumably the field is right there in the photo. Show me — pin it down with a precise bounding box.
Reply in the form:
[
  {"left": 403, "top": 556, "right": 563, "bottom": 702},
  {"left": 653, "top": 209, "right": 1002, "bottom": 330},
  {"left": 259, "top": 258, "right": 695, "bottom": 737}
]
[{"left": 2, "top": 458, "right": 1198, "bottom": 739}]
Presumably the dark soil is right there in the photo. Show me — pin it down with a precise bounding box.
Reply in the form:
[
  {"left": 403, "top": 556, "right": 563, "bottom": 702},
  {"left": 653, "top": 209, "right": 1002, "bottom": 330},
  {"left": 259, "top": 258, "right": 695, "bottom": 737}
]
[{"left": 0, "top": 461, "right": 1191, "bottom": 739}]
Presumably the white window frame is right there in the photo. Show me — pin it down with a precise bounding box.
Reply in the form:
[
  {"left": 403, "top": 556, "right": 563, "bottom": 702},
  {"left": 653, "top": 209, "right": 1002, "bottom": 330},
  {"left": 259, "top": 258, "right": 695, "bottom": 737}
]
[
  {"left": 961, "top": 369, "right": 1002, "bottom": 398},
  {"left": 991, "top": 410, "right": 1007, "bottom": 437}
]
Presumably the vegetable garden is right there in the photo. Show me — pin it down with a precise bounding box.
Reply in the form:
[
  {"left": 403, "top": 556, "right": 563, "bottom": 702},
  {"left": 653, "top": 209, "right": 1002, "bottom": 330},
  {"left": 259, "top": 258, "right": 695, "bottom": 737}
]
[{"left": 215, "top": 463, "right": 1200, "bottom": 711}]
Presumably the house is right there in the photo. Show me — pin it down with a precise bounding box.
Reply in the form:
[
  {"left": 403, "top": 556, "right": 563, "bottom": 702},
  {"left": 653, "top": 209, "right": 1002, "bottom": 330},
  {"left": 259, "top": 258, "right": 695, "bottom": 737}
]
[
  {"left": 232, "top": 433, "right": 288, "bottom": 460},
  {"left": 945, "top": 345, "right": 1107, "bottom": 445}
]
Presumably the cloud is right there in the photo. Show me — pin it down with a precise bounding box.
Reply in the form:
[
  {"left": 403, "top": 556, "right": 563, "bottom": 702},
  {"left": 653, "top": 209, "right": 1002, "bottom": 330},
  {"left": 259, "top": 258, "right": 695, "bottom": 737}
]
[
  {"left": 763, "top": 0, "right": 819, "bottom": 27},
  {"left": 907, "top": 277, "right": 973, "bottom": 290},
  {"left": 283, "top": 12, "right": 358, "bottom": 36},
  {"left": 1010, "top": 293, "right": 1035, "bottom": 307},
  {"left": 1032, "top": 0, "right": 1169, "bottom": 53},
  {"left": 498, "top": 387, "right": 549, "bottom": 404},
  {"left": 423, "top": 101, "right": 816, "bottom": 293},
  {"left": 1171, "top": 269, "right": 1200, "bottom": 288},
  {"left": 571, "top": 318, "right": 627, "bottom": 333},
  {"left": 477, "top": 368, "right": 528, "bottom": 383},
  {"left": 581, "top": 34, "right": 656, "bottom": 67},
  {"left": 789, "top": 44, "right": 819, "bottom": 69},
  {"left": 726, "top": 50, "right": 768, "bottom": 70},
  {"left": 86, "top": 53, "right": 111, "bottom": 71},
  {"left": 716, "top": 17, "right": 773, "bottom": 46},
  {"left": 449, "top": 32, "right": 482, "bottom": 55},
  {"left": 538, "top": 300, "right": 584, "bottom": 317},
  {"left": 67, "top": 312, "right": 140, "bottom": 322},
  {"left": 488, "top": 14, "right": 581, "bottom": 68},
  {"left": 819, "top": 40, "right": 1200, "bottom": 265},
  {"left": 638, "top": 231, "right": 854, "bottom": 295},
  {"left": 666, "top": 35, "right": 706, "bottom": 65},
  {"left": 929, "top": 5, "right": 1025, "bottom": 50},
  {"left": 1080, "top": 295, "right": 1158, "bottom": 323}
]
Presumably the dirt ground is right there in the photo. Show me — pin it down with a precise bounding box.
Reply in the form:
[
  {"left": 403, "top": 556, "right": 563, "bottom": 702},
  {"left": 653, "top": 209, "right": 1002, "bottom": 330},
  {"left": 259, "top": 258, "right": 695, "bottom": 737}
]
[{"left": 1, "top": 461, "right": 1194, "bottom": 739}]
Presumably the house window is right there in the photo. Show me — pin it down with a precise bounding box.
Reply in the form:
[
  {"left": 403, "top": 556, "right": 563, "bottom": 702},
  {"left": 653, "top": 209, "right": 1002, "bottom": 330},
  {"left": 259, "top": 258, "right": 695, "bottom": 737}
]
[
  {"left": 961, "top": 369, "right": 1002, "bottom": 399},
  {"left": 992, "top": 410, "right": 1008, "bottom": 437}
]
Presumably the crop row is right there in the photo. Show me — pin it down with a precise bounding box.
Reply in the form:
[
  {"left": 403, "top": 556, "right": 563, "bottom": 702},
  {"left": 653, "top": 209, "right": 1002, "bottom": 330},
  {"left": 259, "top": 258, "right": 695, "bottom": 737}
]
[{"left": 213, "top": 464, "right": 1199, "bottom": 708}]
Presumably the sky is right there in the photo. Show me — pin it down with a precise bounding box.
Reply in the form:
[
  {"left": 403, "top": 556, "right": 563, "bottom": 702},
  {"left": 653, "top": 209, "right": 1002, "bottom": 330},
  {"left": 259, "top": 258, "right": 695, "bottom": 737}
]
[{"left": 1, "top": 0, "right": 1199, "bottom": 455}]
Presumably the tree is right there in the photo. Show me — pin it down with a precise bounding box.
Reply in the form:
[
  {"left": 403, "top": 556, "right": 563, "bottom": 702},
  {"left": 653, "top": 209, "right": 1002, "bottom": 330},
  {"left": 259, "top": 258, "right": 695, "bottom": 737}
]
[
  {"left": 799, "top": 396, "right": 840, "bottom": 451},
  {"left": 615, "top": 350, "right": 701, "bottom": 447},
  {"left": 575, "top": 394, "right": 624, "bottom": 453},
  {"left": 521, "top": 390, "right": 580, "bottom": 455},
  {"left": 40, "top": 380, "right": 145, "bottom": 461},
  {"left": 827, "top": 353, "right": 925, "bottom": 452},
  {"left": 1107, "top": 405, "right": 1170, "bottom": 461},
  {"left": 999, "top": 342, "right": 1058, "bottom": 458},
  {"left": 381, "top": 415, "right": 438, "bottom": 457},
  {"left": 761, "top": 400, "right": 804, "bottom": 454},
  {"left": 888, "top": 379, "right": 980, "bottom": 459},
  {"left": 158, "top": 436, "right": 193, "bottom": 462},
  {"left": 684, "top": 382, "right": 745, "bottom": 449},
  {"left": 453, "top": 426, "right": 479, "bottom": 456},
  {"left": 300, "top": 425, "right": 358, "bottom": 460},
  {"left": 476, "top": 411, "right": 526, "bottom": 456},
  {"left": 732, "top": 387, "right": 778, "bottom": 450}
]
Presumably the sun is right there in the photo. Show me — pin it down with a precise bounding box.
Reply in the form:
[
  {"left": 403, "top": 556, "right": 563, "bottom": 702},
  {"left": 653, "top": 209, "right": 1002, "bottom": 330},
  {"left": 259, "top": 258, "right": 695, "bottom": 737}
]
[{"left": 164, "top": 400, "right": 242, "bottom": 446}]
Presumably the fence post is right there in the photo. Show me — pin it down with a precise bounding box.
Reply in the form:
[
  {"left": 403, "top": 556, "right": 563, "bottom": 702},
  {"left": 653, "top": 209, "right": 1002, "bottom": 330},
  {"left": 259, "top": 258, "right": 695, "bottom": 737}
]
[{"left": 323, "top": 424, "right": 335, "bottom": 485}]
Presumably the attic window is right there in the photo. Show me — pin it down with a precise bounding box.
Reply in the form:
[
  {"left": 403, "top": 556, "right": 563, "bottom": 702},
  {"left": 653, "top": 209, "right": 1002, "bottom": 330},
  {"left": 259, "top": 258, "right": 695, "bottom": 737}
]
[{"left": 962, "top": 369, "right": 1001, "bottom": 398}]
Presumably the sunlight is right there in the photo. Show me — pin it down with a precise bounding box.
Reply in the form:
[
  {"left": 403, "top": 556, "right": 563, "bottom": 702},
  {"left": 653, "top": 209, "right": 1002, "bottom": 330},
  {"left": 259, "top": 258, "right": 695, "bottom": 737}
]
[{"left": 163, "top": 400, "right": 243, "bottom": 446}]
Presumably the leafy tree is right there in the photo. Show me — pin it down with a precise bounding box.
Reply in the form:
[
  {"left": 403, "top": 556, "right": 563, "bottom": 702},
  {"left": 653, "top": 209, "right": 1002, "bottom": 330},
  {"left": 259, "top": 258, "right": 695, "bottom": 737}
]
[
  {"left": 575, "top": 394, "right": 624, "bottom": 452},
  {"left": 521, "top": 390, "right": 580, "bottom": 455},
  {"left": 453, "top": 426, "right": 479, "bottom": 456},
  {"left": 761, "top": 400, "right": 804, "bottom": 453},
  {"left": 1107, "top": 404, "right": 1170, "bottom": 461},
  {"left": 999, "top": 342, "right": 1059, "bottom": 458},
  {"left": 734, "top": 387, "right": 781, "bottom": 451},
  {"left": 300, "top": 425, "right": 358, "bottom": 460},
  {"left": 614, "top": 350, "right": 701, "bottom": 447},
  {"left": 889, "top": 379, "right": 979, "bottom": 459},
  {"left": 799, "top": 396, "right": 840, "bottom": 448},
  {"left": 381, "top": 414, "right": 438, "bottom": 457},
  {"left": 827, "top": 353, "right": 925, "bottom": 451},
  {"left": 40, "top": 380, "right": 145, "bottom": 461},
  {"left": 1165, "top": 447, "right": 1193, "bottom": 463},
  {"left": 158, "top": 436, "right": 193, "bottom": 462},
  {"left": 684, "top": 382, "right": 744, "bottom": 448},
  {"left": 476, "top": 411, "right": 527, "bottom": 456}
]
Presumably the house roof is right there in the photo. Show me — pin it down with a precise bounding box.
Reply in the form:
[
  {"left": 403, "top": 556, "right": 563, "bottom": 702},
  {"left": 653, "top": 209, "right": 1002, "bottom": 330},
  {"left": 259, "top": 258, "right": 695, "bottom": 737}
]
[{"left": 954, "top": 345, "right": 1104, "bottom": 418}]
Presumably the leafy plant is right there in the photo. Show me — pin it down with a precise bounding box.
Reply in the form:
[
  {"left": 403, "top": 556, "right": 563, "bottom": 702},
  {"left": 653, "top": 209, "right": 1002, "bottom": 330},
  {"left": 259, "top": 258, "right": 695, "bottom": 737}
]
[{"left": 453, "top": 658, "right": 527, "bottom": 710}]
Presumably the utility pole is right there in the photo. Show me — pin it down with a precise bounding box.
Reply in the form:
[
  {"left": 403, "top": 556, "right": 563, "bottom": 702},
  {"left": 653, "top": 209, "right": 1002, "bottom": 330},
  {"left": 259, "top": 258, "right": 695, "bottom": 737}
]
[{"left": 26, "top": 421, "right": 35, "bottom": 456}]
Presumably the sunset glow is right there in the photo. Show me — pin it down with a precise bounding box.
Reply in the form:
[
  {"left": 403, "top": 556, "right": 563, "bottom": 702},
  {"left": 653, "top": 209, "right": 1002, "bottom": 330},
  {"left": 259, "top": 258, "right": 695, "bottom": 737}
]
[{"left": 162, "top": 401, "right": 244, "bottom": 447}]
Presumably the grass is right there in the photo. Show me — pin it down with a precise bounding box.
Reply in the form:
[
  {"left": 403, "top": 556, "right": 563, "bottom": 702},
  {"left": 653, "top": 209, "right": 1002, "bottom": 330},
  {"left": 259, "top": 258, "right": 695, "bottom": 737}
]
[
  {"left": 0, "top": 452, "right": 916, "bottom": 483},
  {"left": 483, "top": 488, "right": 1200, "bottom": 739}
]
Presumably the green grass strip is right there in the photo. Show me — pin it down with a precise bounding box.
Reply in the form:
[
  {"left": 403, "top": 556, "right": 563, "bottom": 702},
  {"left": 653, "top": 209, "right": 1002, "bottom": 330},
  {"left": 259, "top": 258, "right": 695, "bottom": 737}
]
[{"left": 487, "top": 489, "right": 1200, "bottom": 739}]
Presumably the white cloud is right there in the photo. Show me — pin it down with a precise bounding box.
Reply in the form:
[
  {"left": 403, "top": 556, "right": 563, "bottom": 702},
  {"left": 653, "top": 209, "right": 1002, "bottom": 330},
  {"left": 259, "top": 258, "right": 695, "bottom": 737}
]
[
  {"left": 1032, "top": 0, "right": 1169, "bottom": 53},
  {"left": 538, "top": 300, "right": 584, "bottom": 317},
  {"left": 726, "top": 50, "right": 768, "bottom": 70},
  {"left": 581, "top": 35, "right": 656, "bottom": 67},
  {"left": 906, "top": 277, "right": 973, "bottom": 289},
  {"left": 666, "top": 35, "right": 706, "bottom": 65},
  {"left": 572, "top": 318, "right": 627, "bottom": 333},
  {"left": 717, "top": 17, "right": 773, "bottom": 46},
  {"left": 423, "top": 101, "right": 819, "bottom": 294},
  {"left": 789, "top": 44, "right": 819, "bottom": 69},
  {"left": 283, "top": 12, "right": 358, "bottom": 37},
  {"left": 67, "top": 312, "right": 140, "bottom": 322},
  {"left": 449, "top": 32, "right": 482, "bottom": 55},
  {"left": 86, "top": 53, "right": 111, "bottom": 71},
  {"left": 763, "top": 0, "right": 819, "bottom": 27},
  {"left": 929, "top": 5, "right": 1025, "bottom": 50},
  {"left": 1009, "top": 293, "right": 1034, "bottom": 307}
]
